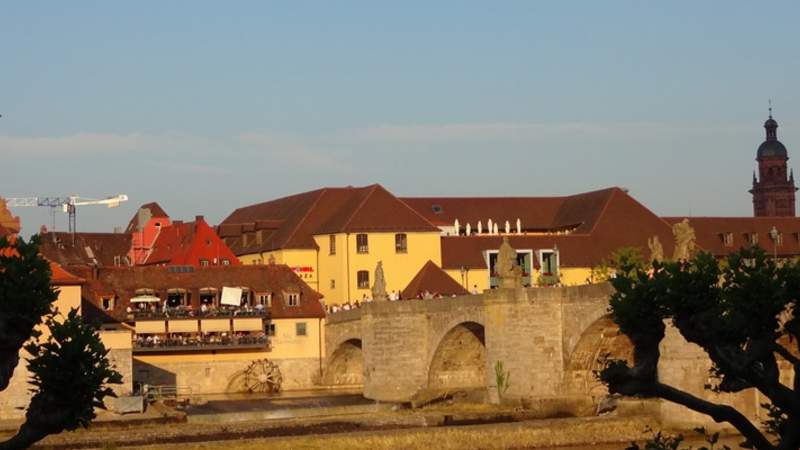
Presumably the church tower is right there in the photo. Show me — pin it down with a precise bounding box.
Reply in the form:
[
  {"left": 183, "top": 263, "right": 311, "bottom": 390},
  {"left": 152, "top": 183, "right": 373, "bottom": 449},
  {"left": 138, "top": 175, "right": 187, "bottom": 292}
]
[{"left": 750, "top": 109, "right": 797, "bottom": 216}]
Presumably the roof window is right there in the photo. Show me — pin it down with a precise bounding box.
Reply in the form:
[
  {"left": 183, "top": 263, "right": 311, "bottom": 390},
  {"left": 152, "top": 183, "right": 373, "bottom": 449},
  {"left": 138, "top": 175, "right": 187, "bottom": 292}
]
[{"left": 432, "top": 204, "right": 443, "bottom": 214}]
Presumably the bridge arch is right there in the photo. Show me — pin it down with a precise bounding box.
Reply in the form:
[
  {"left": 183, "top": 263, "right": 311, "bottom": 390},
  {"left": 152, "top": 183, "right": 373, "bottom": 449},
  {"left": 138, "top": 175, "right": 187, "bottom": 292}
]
[
  {"left": 427, "top": 321, "right": 487, "bottom": 390},
  {"left": 323, "top": 338, "right": 364, "bottom": 386},
  {"left": 562, "top": 315, "right": 632, "bottom": 397}
]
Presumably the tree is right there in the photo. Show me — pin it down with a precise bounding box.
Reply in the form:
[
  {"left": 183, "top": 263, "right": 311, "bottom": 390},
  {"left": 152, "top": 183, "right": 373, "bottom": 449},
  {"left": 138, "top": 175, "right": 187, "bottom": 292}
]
[
  {"left": 0, "top": 235, "right": 121, "bottom": 450},
  {"left": 600, "top": 248, "right": 800, "bottom": 450}
]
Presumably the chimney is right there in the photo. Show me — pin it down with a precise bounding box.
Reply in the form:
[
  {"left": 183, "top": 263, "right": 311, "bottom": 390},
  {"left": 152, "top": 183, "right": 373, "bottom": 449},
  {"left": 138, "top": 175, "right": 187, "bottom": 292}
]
[{"left": 195, "top": 215, "right": 204, "bottom": 223}]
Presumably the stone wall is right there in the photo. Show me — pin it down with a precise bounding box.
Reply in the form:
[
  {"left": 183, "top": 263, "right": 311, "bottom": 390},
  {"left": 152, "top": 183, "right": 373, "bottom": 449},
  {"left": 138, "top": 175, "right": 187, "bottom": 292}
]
[{"left": 133, "top": 356, "right": 322, "bottom": 394}]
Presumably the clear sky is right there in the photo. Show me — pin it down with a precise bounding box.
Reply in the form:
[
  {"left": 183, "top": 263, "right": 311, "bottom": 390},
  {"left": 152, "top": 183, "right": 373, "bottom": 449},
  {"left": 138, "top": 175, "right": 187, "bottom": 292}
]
[{"left": 3, "top": 1, "right": 799, "bottom": 236}]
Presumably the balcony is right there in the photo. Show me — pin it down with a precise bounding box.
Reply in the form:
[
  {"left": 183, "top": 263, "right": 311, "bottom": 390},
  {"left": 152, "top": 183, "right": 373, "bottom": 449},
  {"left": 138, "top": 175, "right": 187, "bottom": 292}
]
[
  {"left": 132, "top": 308, "right": 268, "bottom": 321},
  {"left": 133, "top": 335, "right": 269, "bottom": 353}
]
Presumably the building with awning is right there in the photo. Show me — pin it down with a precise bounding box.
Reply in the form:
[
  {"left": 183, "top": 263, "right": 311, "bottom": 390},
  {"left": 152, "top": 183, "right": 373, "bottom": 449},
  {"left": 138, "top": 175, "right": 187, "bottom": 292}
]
[{"left": 76, "top": 263, "right": 326, "bottom": 394}]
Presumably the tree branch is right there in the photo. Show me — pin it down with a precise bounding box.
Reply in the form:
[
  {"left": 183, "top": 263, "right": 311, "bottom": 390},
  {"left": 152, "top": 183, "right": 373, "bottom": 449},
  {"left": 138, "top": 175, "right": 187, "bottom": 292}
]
[
  {"left": 773, "top": 342, "right": 800, "bottom": 368},
  {"left": 604, "top": 364, "right": 775, "bottom": 450}
]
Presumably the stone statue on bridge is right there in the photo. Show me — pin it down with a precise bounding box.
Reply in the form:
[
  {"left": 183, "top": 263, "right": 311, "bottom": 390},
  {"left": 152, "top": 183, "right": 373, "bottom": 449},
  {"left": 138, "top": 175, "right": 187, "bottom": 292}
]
[
  {"left": 496, "top": 237, "right": 523, "bottom": 288},
  {"left": 672, "top": 218, "right": 696, "bottom": 261},
  {"left": 647, "top": 235, "right": 664, "bottom": 263},
  {"left": 372, "top": 261, "right": 388, "bottom": 301}
]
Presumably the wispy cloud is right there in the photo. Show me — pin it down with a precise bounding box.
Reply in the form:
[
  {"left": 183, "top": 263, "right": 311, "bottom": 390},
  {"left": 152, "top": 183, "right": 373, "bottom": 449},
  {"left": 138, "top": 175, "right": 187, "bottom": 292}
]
[
  {"left": 238, "top": 132, "right": 349, "bottom": 171},
  {"left": 345, "top": 121, "right": 743, "bottom": 144},
  {"left": 0, "top": 132, "right": 210, "bottom": 155}
]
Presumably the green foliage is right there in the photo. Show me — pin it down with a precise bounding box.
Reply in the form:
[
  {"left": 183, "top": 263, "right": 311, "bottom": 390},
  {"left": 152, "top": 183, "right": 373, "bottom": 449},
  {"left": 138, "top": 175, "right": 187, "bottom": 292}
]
[
  {"left": 602, "top": 246, "right": 800, "bottom": 450},
  {"left": 590, "top": 246, "right": 646, "bottom": 283},
  {"left": 0, "top": 235, "right": 57, "bottom": 321},
  {"left": 626, "top": 427, "right": 732, "bottom": 450},
  {"left": 0, "top": 235, "right": 122, "bottom": 449},
  {"left": 493, "top": 360, "right": 511, "bottom": 400},
  {"left": 625, "top": 427, "right": 685, "bottom": 450},
  {"left": 536, "top": 272, "right": 560, "bottom": 286},
  {"left": 760, "top": 402, "right": 787, "bottom": 438},
  {"left": 24, "top": 309, "right": 123, "bottom": 431}
]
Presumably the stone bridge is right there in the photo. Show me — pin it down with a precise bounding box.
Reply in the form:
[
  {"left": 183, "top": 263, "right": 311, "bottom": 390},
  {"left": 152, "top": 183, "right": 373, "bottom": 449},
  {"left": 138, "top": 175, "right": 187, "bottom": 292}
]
[{"left": 323, "top": 283, "right": 632, "bottom": 403}]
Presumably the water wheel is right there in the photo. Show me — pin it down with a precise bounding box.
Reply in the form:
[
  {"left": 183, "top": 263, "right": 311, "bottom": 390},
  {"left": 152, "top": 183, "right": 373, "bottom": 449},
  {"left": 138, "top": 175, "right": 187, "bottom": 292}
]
[{"left": 243, "top": 359, "right": 282, "bottom": 393}]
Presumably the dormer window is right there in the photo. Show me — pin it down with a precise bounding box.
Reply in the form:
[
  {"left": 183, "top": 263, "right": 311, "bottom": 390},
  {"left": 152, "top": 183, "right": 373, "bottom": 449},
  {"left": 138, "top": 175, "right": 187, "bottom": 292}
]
[
  {"left": 746, "top": 232, "right": 759, "bottom": 246},
  {"left": 286, "top": 292, "right": 300, "bottom": 307},
  {"left": 257, "top": 292, "right": 272, "bottom": 307}
]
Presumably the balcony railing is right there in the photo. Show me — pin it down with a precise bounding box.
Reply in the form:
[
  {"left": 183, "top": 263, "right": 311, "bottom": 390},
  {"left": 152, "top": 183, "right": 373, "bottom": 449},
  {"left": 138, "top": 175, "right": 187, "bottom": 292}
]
[
  {"left": 132, "top": 308, "right": 268, "bottom": 321},
  {"left": 133, "top": 335, "right": 269, "bottom": 353}
]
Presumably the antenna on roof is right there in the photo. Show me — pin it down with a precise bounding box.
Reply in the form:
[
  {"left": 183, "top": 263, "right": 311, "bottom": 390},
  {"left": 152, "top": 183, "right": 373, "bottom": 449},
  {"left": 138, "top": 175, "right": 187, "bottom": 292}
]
[{"left": 769, "top": 99, "right": 773, "bottom": 119}]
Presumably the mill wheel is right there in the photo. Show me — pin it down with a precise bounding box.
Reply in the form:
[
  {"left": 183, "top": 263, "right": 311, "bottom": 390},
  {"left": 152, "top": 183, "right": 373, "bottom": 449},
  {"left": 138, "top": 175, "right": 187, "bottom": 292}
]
[{"left": 243, "top": 359, "right": 282, "bottom": 393}]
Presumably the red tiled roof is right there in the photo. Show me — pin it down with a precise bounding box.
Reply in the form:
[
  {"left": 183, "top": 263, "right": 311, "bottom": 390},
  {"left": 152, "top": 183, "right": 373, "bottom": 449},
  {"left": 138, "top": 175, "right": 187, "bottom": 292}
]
[
  {"left": 402, "top": 187, "right": 621, "bottom": 233},
  {"left": 220, "top": 184, "right": 438, "bottom": 254},
  {"left": 144, "top": 217, "right": 239, "bottom": 266},
  {"left": 48, "top": 260, "right": 85, "bottom": 285},
  {"left": 662, "top": 216, "right": 800, "bottom": 257},
  {"left": 441, "top": 188, "right": 677, "bottom": 270},
  {"left": 126, "top": 202, "right": 169, "bottom": 232},
  {"left": 401, "top": 196, "right": 563, "bottom": 230},
  {"left": 39, "top": 232, "right": 132, "bottom": 267},
  {"left": 402, "top": 260, "right": 469, "bottom": 299},
  {"left": 82, "top": 264, "right": 324, "bottom": 323}
]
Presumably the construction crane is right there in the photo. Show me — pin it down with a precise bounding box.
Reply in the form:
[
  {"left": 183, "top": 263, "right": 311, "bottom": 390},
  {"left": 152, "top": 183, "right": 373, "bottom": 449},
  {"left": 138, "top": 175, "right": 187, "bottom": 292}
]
[{"left": 5, "top": 194, "right": 129, "bottom": 235}]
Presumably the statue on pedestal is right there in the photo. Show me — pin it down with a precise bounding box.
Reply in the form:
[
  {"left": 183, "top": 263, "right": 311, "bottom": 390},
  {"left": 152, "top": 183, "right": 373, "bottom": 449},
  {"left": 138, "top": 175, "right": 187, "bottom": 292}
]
[
  {"left": 372, "top": 261, "right": 388, "bottom": 301},
  {"left": 672, "top": 218, "right": 696, "bottom": 261},
  {"left": 647, "top": 235, "right": 664, "bottom": 263},
  {"left": 496, "top": 237, "right": 523, "bottom": 288}
]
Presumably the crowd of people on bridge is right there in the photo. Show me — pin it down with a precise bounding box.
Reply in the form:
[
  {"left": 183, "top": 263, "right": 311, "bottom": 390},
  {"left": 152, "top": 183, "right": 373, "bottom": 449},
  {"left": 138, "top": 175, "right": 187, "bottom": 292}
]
[{"left": 325, "top": 286, "right": 481, "bottom": 315}]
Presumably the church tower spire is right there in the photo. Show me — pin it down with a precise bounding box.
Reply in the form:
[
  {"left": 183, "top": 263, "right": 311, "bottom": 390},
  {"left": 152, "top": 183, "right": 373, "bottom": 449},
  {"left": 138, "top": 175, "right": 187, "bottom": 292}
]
[{"left": 749, "top": 107, "right": 797, "bottom": 216}]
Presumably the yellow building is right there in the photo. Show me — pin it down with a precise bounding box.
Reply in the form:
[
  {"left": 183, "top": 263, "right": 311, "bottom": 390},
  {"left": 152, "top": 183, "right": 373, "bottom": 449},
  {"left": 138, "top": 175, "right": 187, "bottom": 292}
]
[
  {"left": 219, "top": 185, "right": 442, "bottom": 305},
  {"left": 220, "top": 185, "right": 681, "bottom": 298},
  {"left": 80, "top": 264, "right": 326, "bottom": 394}
]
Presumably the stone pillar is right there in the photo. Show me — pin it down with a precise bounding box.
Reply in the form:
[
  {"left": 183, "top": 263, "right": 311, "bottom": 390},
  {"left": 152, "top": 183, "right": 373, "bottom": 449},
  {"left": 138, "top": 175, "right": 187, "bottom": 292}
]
[
  {"left": 361, "top": 301, "right": 430, "bottom": 402},
  {"left": 483, "top": 287, "right": 565, "bottom": 400}
]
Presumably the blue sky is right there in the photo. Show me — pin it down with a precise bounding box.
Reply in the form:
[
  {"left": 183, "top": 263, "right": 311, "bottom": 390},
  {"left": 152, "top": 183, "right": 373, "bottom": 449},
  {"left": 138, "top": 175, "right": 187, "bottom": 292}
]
[{"left": 3, "top": 2, "right": 800, "bottom": 235}]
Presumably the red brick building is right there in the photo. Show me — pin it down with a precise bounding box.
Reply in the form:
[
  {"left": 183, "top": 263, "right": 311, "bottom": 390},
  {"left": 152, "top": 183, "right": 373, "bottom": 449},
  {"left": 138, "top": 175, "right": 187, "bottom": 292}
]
[{"left": 750, "top": 111, "right": 797, "bottom": 217}]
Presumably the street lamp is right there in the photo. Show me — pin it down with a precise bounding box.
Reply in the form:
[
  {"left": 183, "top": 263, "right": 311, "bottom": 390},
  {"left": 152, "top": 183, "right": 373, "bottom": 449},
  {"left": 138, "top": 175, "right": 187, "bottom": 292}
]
[{"left": 769, "top": 226, "right": 779, "bottom": 260}]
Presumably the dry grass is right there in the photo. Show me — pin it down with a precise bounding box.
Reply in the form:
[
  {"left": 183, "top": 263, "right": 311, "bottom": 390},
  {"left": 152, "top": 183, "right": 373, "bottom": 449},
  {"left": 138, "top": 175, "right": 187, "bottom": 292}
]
[{"left": 140, "top": 417, "right": 651, "bottom": 450}]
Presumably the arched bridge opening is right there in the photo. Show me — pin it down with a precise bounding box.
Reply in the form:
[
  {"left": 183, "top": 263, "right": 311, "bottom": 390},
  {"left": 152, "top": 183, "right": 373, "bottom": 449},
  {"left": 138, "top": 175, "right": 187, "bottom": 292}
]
[
  {"left": 323, "top": 339, "right": 364, "bottom": 386},
  {"left": 428, "top": 322, "right": 486, "bottom": 390},
  {"left": 563, "top": 315, "right": 633, "bottom": 397}
]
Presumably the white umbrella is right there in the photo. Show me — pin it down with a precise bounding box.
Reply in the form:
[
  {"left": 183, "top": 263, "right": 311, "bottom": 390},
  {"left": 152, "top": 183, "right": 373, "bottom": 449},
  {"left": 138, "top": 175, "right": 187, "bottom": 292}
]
[
  {"left": 516, "top": 218, "right": 522, "bottom": 235},
  {"left": 493, "top": 223, "right": 499, "bottom": 235},
  {"left": 504, "top": 220, "right": 510, "bottom": 234},
  {"left": 130, "top": 295, "right": 160, "bottom": 303},
  {"left": 477, "top": 221, "right": 483, "bottom": 234},
  {"left": 466, "top": 223, "right": 471, "bottom": 236},
  {"left": 454, "top": 219, "right": 460, "bottom": 236},
  {"left": 487, "top": 219, "right": 493, "bottom": 235}
]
